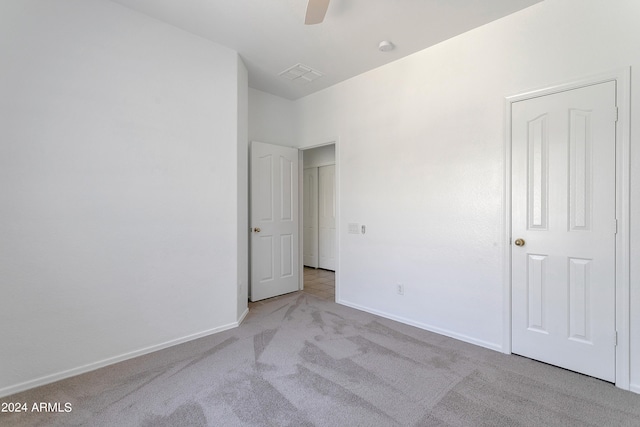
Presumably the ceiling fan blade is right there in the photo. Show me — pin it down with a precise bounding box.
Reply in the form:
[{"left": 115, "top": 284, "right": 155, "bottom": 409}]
[{"left": 304, "top": 0, "right": 330, "bottom": 25}]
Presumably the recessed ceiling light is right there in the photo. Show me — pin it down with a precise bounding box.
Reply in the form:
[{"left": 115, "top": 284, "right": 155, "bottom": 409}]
[
  {"left": 378, "top": 40, "right": 394, "bottom": 52},
  {"left": 279, "top": 63, "right": 323, "bottom": 84}
]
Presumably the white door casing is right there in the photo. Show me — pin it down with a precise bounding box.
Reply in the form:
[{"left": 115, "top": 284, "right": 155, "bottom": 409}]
[
  {"left": 511, "top": 82, "right": 616, "bottom": 382},
  {"left": 318, "top": 164, "right": 336, "bottom": 271},
  {"left": 303, "top": 167, "right": 319, "bottom": 268},
  {"left": 250, "top": 141, "right": 299, "bottom": 302}
]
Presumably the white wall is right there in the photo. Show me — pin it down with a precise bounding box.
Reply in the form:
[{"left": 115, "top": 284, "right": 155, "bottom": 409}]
[
  {"left": 0, "top": 0, "right": 246, "bottom": 396},
  {"left": 294, "top": 0, "right": 640, "bottom": 391},
  {"left": 248, "top": 88, "right": 296, "bottom": 145}
]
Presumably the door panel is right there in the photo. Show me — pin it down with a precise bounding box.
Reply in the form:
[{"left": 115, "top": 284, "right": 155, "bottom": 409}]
[
  {"left": 568, "top": 257, "right": 591, "bottom": 342},
  {"left": 318, "top": 165, "right": 336, "bottom": 271},
  {"left": 527, "top": 114, "right": 548, "bottom": 230},
  {"left": 511, "top": 82, "right": 616, "bottom": 382},
  {"left": 526, "top": 254, "right": 547, "bottom": 333},
  {"left": 250, "top": 141, "right": 299, "bottom": 302}
]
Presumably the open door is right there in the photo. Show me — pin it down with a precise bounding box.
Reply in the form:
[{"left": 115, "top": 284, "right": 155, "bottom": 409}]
[{"left": 250, "top": 141, "right": 299, "bottom": 302}]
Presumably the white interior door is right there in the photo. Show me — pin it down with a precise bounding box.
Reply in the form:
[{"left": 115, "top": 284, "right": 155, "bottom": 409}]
[
  {"left": 250, "top": 141, "right": 299, "bottom": 302},
  {"left": 511, "top": 82, "right": 617, "bottom": 382},
  {"left": 318, "top": 164, "right": 336, "bottom": 271},
  {"left": 303, "top": 167, "right": 319, "bottom": 268}
]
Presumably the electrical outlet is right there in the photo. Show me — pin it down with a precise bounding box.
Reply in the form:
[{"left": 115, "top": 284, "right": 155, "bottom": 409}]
[{"left": 396, "top": 284, "right": 404, "bottom": 295}]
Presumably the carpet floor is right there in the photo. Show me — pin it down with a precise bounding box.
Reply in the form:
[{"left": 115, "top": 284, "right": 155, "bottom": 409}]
[{"left": 2, "top": 292, "right": 640, "bottom": 426}]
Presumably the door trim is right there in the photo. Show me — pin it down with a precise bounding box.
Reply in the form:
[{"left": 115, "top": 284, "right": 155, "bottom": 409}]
[{"left": 502, "top": 68, "right": 631, "bottom": 390}]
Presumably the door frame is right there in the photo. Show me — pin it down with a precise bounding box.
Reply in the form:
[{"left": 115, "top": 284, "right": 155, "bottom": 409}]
[
  {"left": 298, "top": 139, "right": 340, "bottom": 300},
  {"left": 502, "top": 68, "right": 631, "bottom": 390}
]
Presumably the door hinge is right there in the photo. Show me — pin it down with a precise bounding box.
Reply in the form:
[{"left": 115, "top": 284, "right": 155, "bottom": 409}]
[
  {"left": 614, "top": 219, "right": 618, "bottom": 234},
  {"left": 614, "top": 331, "right": 618, "bottom": 346},
  {"left": 613, "top": 106, "right": 619, "bottom": 123}
]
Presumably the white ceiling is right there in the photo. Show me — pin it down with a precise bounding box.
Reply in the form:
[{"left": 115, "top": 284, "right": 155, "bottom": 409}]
[{"left": 109, "top": 0, "right": 543, "bottom": 100}]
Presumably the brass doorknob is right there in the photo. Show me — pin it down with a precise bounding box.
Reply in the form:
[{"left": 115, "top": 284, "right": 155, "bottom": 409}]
[
  {"left": 253, "top": 227, "right": 261, "bottom": 233},
  {"left": 514, "top": 238, "right": 525, "bottom": 247}
]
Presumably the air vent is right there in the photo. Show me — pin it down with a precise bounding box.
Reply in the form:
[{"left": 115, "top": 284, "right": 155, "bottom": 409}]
[{"left": 279, "top": 63, "right": 323, "bottom": 84}]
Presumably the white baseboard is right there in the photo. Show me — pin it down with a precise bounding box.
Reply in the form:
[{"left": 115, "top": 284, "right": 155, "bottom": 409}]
[
  {"left": 336, "top": 298, "right": 502, "bottom": 353},
  {"left": 237, "top": 307, "right": 249, "bottom": 324},
  {"left": 334, "top": 299, "right": 639, "bottom": 395},
  {"left": 0, "top": 320, "right": 242, "bottom": 399}
]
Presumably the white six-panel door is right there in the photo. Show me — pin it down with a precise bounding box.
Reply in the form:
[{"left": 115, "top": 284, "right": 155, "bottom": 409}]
[
  {"left": 511, "top": 81, "right": 617, "bottom": 382},
  {"left": 303, "top": 167, "right": 319, "bottom": 268},
  {"left": 250, "top": 141, "right": 299, "bottom": 302},
  {"left": 318, "top": 164, "right": 336, "bottom": 271}
]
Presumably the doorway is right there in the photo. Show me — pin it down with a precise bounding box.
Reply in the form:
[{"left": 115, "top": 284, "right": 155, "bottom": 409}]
[
  {"left": 504, "top": 69, "right": 630, "bottom": 389},
  {"left": 300, "top": 143, "right": 336, "bottom": 300}
]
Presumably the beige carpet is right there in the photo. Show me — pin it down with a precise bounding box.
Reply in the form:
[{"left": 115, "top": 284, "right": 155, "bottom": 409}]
[{"left": 2, "top": 292, "right": 640, "bottom": 426}]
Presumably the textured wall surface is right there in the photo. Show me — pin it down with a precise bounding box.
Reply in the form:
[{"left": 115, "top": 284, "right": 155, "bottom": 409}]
[
  {"left": 0, "top": 0, "right": 244, "bottom": 395},
  {"left": 293, "top": 0, "right": 640, "bottom": 391}
]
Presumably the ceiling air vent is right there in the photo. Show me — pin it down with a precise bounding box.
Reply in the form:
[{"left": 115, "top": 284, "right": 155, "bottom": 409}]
[{"left": 279, "top": 63, "right": 323, "bottom": 84}]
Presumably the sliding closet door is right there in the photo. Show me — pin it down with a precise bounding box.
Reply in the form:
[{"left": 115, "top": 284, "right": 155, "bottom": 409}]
[
  {"left": 318, "top": 165, "right": 336, "bottom": 271},
  {"left": 303, "top": 167, "right": 319, "bottom": 268}
]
